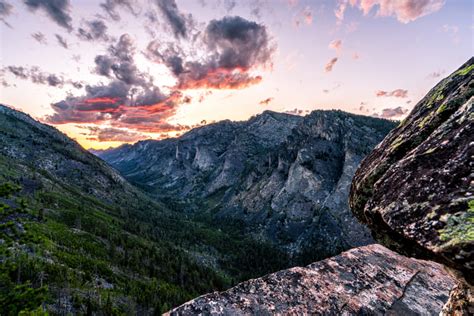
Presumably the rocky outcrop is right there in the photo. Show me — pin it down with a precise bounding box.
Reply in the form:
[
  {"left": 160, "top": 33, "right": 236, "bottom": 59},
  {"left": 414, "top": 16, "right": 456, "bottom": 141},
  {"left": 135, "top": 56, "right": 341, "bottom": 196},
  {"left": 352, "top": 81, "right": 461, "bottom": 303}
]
[
  {"left": 349, "top": 58, "right": 473, "bottom": 284},
  {"left": 167, "top": 244, "right": 456, "bottom": 315},
  {"left": 98, "top": 110, "right": 395, "bottom": 259}
]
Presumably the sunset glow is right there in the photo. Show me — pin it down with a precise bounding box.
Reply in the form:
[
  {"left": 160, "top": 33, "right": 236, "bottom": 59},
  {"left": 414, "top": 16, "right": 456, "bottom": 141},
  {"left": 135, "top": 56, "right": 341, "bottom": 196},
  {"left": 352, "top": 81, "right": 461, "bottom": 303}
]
[{"left": 0, "top": 0, "right": 472, "bottom": 149}]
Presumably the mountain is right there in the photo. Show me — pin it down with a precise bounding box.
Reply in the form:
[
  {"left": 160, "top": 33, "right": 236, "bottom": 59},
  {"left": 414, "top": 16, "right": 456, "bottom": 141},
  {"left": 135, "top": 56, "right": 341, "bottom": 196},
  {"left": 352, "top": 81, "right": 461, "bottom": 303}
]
[
  {"left": 0, "top": 104, "right": 295, "bottom": 314},
  {"left": 98, "top": 110, "right": 396, "bottom": 261},
  {"left": 167, "top": 58, "right": 473, "bottom": 316}
]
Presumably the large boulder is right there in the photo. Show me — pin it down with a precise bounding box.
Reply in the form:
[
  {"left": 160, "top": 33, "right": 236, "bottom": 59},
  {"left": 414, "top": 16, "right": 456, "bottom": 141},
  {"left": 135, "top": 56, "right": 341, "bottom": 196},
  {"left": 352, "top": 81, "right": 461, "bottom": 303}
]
[
  {"left": 349, "top": 58, "right": 473, "bottom": 283},
  {"left": 167, "top": 244, "right": 456, "bottom": 315}
]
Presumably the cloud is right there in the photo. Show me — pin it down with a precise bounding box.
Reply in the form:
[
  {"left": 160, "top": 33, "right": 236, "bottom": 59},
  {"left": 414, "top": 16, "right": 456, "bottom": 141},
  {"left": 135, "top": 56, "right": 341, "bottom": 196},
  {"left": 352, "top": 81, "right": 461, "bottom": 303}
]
[
  {"left": 5, "top": 65, "right": 83, "bottom": 88},
  {"left": 147, "top": 15, "right": 274, "bottom": 90},
  {"left": 328, "top": 39, "right": 342, "bottom": 53},
  {"left": 100, "top": 0, "right": 137, "bottom": 21},
  {"left": 82, "top": 126, "right": 149, "bottom": 143},
  {"left": 442, "top": 24, "right": 460, "bottom": 44},
  {"left": 46, "top": 33, "right": 188, "bottom": 133},
  {"left": 376, "top": 89, "right": 408, "bottom": 98},
  {"left": 259, "top": 97, "right": 273, "bottom": 105},
  {"left": 375, "top": 106, "right": 408, "bottom": 119},
  {"left": 427, "top": 70, "right": 445, "bottom": 79},
  {"left": 324, "top": 57, "right": 338, "bottom": 72},
  {"left": 0, "top": 0, "right": 12, "bottom": 17},
  {"left": 31, "top": 32, "right": 47, "bottom": 44},
  {"left": 55, "top": 34, "right": 68, "bottom": 48},
  {"left": 0, "top": 0, "right": 13, "bottom": 26},
  {"left": 322, "top": 82, "right": 341, "bottom": 93},
  {"left": 155, "top": 0, "right": 191, "bottom": 38},
  {"left": 77, "top": 19, "right": 110, "bottom": 42},
  {"left": 223, "top": 0, "right": 236, "bottom": 12},
  {"left": 294, "top": 6, "right": 313, "bottom": 27},
  {"left": 45, "top": 81, "right": 187, "bottom": 133},
  {"left": 94, "top": 34, "right": 148, "bottom": 87},
  {"left": 24, "top": 0, "right": 73, "bottom": 31},
  {"left": 335, "top": 0, "right": 445, "bottom": 24}
]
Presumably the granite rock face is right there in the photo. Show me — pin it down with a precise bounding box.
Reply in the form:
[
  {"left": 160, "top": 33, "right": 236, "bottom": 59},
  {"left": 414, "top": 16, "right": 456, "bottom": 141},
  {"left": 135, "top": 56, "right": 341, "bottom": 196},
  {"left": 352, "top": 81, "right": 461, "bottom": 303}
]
[
  {"left": 99, "top": 110, "right": 395, "bottom": 259},
  {"left": 350, "top": 58, "right": 474, "bottom": 283},
  {"left": 167, "top": 244, "right": 457, "bottom": 315}
]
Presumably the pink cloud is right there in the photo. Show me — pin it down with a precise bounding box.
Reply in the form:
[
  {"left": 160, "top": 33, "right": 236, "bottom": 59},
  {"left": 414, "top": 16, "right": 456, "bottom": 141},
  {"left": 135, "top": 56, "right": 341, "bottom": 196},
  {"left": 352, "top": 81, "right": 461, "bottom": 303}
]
[
  {"left": 376, "top": 89, "right": 408, "bottom": 98},
  {"left": 335, "top": 0, "right": 445, "bottom": 24},
  {"left": 294, "top": 6, "right": 313, "bottom": 27},
  {"left": 329, "top": 39, "right": 343, "bottom": 53}
]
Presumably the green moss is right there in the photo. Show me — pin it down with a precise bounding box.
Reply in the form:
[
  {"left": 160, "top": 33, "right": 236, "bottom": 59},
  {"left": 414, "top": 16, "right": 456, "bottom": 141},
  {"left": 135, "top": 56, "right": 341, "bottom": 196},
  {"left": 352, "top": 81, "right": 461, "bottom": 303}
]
[
  {"left": 418, "top": 113, "right": 433, "bottom": 128},
  {"left": 390, "top": 136, "right": 404, "bottom": 150},
  {"left": 455, "top": 64, "right": 474, "bottom": 76},
  {"left": 436, "top": 103, "right": 448, "bottom": 114},
  {"left": 438, "top": 200, "right": 474, "bottom": 249}
]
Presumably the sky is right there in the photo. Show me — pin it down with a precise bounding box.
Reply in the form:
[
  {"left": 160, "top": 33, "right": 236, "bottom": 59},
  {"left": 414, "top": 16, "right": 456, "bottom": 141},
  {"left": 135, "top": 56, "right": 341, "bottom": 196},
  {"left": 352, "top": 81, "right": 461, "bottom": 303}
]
[{"left": 0, "top": 0, "right": 472, "bottom": 149}]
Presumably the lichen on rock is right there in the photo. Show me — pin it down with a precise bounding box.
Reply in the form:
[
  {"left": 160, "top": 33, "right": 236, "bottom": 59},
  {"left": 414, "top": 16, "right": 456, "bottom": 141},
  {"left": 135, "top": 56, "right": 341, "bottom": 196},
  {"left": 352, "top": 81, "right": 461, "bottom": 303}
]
[{"left": 349, "top": 57, "right": 474, "bottom": 283}]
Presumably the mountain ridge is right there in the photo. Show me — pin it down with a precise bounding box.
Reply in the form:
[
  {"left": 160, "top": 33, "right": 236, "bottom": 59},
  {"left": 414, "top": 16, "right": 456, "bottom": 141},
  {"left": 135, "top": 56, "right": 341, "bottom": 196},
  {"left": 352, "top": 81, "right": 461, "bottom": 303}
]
[{"left": 98, "top": 109, "right": 396, "bottom": 261}]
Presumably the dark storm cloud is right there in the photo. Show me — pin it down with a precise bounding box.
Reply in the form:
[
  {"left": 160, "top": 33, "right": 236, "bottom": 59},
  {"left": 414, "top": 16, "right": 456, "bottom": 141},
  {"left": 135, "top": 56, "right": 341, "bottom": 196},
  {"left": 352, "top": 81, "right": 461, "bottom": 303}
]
[
  {"left": 146, "top": 41, "right": 185, "bottom": 76},
  {"left": 100, "top": 0, "right": 137, "bottom": 21},
  {"left": 204, "top": 16, "right": 273, "bottom": 70},
  {"left": 55, "top": 33, "right": 68, "bottom": 48},
  {"left": 147, "top": 15, "right": 274, "bottom": 89},
  {"left": 31, "top": 32, "right": 47, "bottom": 44},
  {"left": 155, "top": 0, "right": 190, "bottom": 38},
  {"left": 24, "top": 0, "right": 72, "bottom": 31},
  {"left": 77, "top": 19, "right": 109, "bottom": 42},
  {"left": 94, "top": 34, "right": 147, "bottom": 87}
]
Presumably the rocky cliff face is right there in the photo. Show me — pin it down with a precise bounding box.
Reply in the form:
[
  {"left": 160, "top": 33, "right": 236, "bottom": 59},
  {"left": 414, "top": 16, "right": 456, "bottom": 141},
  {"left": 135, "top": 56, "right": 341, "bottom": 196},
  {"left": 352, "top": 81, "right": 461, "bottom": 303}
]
[
  {"left": 167, "top": 244, "right": 456, "bottom": 315},
  {"left": 349, "top": 58, "right": 473, "bottom": 284},
  {"left": 99, "top": 110, "right": 396, "bottom": 259}
]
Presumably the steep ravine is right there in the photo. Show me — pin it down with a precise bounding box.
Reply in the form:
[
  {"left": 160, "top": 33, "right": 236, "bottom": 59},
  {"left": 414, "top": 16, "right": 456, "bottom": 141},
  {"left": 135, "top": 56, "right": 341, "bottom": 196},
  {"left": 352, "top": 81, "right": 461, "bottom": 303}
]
[{"left": 99, "top": 110, "right": 396, "bottom": 262}]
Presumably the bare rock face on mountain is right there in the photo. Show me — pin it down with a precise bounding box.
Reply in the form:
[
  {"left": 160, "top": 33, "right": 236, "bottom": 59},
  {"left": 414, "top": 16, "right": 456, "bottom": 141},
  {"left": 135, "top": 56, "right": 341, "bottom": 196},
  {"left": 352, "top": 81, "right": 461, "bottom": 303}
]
[
  {"left": 99, "top": 111, "right": 396, "bottom": 260},
  {"left": 350, "top": 58, "right": 474, "bottom": 284},
  {"left": 167, "top": 244, "right": 456, "bottom": 315}
]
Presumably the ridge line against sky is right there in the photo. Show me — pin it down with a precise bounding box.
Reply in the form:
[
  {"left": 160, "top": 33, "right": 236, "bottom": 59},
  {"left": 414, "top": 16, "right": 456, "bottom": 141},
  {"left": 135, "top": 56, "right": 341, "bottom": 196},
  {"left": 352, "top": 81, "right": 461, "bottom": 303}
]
[{"left": 0, "top": 0, "right": 472, "bottom": 149}]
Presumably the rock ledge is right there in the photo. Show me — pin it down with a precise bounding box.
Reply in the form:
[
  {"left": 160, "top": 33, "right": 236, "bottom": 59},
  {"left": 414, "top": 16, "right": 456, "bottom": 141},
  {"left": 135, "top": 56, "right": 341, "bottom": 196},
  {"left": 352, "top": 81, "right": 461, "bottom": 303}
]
[{"left": 167, "top": 244, "right": 456, "bottom": 315}]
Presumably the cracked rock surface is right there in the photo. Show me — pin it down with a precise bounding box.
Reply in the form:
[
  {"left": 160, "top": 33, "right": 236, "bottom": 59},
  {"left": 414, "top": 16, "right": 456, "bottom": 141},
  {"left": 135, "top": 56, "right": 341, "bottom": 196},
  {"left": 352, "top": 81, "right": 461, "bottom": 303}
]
[{"left": 167, "top": 244, "right": 456, "bottom": 315}]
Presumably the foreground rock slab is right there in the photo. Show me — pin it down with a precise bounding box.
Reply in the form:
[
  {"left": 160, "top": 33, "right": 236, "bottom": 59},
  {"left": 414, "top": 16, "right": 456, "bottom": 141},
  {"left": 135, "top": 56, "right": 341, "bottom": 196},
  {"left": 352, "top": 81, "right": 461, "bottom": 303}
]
[{"left": 167, "top": 244, "right": 456, "bottom": 315}]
